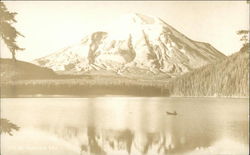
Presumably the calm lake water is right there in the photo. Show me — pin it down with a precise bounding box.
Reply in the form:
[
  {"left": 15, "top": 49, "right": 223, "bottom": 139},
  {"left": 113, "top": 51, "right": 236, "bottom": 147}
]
[{"left": 1, "top": 97, "right": 249, "bottom": 155}]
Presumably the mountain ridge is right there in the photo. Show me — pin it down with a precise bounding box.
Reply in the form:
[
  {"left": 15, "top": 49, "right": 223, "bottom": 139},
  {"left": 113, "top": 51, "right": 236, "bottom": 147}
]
[{"left": 34, "top": 13, "right": 226, "bottom": 77}]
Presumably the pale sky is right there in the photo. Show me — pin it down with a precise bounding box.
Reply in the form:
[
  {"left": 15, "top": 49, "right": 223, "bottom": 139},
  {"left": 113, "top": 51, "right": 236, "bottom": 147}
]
[{"left": 1, "top": 1, "right": 249, "bottom": 62}]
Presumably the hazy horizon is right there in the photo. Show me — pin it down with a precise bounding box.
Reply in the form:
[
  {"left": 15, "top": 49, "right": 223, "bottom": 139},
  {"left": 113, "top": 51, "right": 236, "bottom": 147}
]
[{"left": 0, "top": 1, "right": 249, "bottom": 62}]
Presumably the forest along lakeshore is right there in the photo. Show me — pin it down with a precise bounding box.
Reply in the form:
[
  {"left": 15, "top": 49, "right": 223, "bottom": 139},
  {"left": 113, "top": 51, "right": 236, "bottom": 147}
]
[{"left": 0, "top": 1, "right": 249, "bottom": 155}]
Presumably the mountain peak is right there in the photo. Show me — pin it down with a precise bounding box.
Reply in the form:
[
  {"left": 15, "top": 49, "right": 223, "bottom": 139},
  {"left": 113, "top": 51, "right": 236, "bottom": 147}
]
[
  {"left": 103, "top": 13, "right": 164, "bottom": 39},
  {"left": 121, "top": 13, "right": 158, "bottom": 25},
  {"left": 34, "top": 13, "right": 226, "bottom": 76}
]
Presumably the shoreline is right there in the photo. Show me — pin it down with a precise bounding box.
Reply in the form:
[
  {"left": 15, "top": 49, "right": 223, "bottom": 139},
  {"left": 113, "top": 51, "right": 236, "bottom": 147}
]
[
  {"left": 169, "top": 95, "right": 249, "bottom": 99},
  {"left": 1, "top": 94, "right": 249, "bottom": 99}
]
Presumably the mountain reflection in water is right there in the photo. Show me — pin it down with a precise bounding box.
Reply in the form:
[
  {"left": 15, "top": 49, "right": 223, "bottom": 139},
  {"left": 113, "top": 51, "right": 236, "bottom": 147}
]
[
  {"left": 43, "top": 126, "right": 216, "bottom": 155},
  {"left": 1, "top": 97, "right": 249, "bottom": 155}
]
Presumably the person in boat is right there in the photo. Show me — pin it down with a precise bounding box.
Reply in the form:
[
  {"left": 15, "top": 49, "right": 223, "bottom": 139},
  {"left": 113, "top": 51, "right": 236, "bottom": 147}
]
[{"left": 166, "top": 110, "right": 177, "bottom": 115}]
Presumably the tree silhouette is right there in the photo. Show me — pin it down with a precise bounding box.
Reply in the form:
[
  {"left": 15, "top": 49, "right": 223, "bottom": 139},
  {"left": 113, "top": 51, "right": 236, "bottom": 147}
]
[
  {"left": 237, "top": 30, "right": 249, "bottom": 47},
  {"left": 0, "top": 2, "right": 24, "bottom": 61},
  {"left": 0, "top": 118, "right": 20, "bottom": 136}
]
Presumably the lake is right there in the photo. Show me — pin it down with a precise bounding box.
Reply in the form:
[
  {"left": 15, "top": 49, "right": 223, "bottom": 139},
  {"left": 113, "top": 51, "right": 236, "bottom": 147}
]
[{"left": 1, "top": 97, "right": 249, "bottom": 155}]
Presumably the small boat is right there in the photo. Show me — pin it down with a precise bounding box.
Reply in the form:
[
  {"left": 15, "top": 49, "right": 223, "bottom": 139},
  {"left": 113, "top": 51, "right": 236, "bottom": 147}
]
[{"left": 166, "top": 111, "right": 177, "bottom": 116}]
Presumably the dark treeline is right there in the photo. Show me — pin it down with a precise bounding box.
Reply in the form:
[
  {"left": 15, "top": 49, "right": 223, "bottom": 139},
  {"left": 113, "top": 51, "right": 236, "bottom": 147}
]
[
  {"left": 1, "top": 82, "right": 170, "bottom": 97},
  {"left": 166, "top": 45, "right": 249, "bottom": 97}
]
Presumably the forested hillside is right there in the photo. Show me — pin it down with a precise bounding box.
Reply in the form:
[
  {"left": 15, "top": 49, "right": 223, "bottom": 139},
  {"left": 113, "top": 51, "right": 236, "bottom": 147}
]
[
  {"left": 0, "top": 59, "right": 56, "bottom": 81},
  {"left": 167, "top": 45, "right": 249, "bottom": 97}
]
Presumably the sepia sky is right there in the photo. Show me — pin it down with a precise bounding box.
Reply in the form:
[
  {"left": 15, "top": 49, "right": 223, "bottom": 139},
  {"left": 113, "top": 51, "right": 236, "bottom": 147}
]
[{"left": 1, "top": 1, "right": 249, "bottom": 61}]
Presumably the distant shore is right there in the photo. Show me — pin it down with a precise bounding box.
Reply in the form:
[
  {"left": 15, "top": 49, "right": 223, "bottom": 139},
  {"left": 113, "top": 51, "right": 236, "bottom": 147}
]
[
  {"left": 169, "top": 95, "right": 249, "bottom": 99},
  {"left": 1, "top": 82, "right": 248, "bottom": 98},
  {"left": 0, "top": 81, "right": 170, "bottom": 98}
]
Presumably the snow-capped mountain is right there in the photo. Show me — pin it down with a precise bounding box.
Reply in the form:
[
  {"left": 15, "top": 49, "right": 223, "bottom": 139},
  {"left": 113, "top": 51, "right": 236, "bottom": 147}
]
[{"left": 34, "top": 13, "right": 226, "bottom": 76}]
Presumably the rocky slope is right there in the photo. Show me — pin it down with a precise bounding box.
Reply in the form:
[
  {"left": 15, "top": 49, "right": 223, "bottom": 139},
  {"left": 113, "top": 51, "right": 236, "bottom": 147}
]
[{"left": 34, "top": 13, "right": 226, "bottom": 77}]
